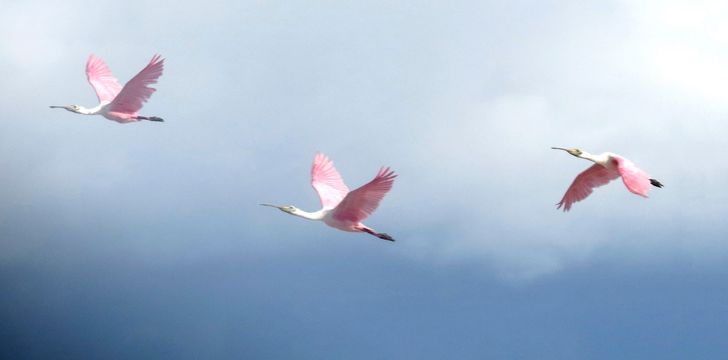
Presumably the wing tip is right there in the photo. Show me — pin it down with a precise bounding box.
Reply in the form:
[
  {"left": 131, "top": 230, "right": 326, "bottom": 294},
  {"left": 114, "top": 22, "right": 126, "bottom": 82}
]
[
  {"left": 377, "top": 166, "right": 397, "bottom": 179},
  {"left": 312, "top": 152, "right": 332, "bottom": 169},
  {"left": 152, "top": 54, "right": 165, "bottom": 67},
  {"left": 86, "top": 54, "right": 100, "bottom": 70},
  {"left": 556, "top": 201, "right": 570, "bottom": 212}
]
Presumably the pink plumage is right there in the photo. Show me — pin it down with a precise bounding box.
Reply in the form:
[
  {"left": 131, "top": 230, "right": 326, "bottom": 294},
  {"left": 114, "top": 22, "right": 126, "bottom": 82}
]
[
  {"left": 614, "top": 155, "right": 653, "bottom": 197},
  {"left": 105, "top": 54, "right": 164, "bottom": 116},
  {"left": 86, "top": 55, "right": 123, "bottom": 104},
  {"left": 330, "top": 167, "right": 396, "bottom": 224},
  {"left": 262, "top": 153, "right": 397, "bottom": 242},
  {"left": 51, "top": 54, "right": 165, "bottom": 124},
  {"left": 553, "top": 148, "right": 663, "bottom": 212},
  {"left": 557, "top": 164, "right": 619, "bottom": 211},
  {"left": 311, "top": 152, "right": 350, "bottom": 210}
]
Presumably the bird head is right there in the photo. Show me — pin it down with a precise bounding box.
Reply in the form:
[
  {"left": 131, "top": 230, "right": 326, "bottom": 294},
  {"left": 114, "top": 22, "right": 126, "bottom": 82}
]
[
  {"left": 260, "top": 204, "right": 298, "bottom": 214},
  {"left": 551, "top": 147, "right": 583, "bottom": 157},
  {"left": 50, "top": 105, "right": 82, "bottom": 114}
]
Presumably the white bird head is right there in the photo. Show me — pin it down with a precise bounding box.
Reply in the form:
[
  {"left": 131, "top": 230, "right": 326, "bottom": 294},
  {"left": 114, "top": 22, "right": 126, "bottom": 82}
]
[
  {"left": 260, "top": 203, "right": 298, "bottom": 214},
  {"left": 50, "top": 105, "right": 83, "bottom": 114},
  {"left": 552, "top": 147, "right": 584, "bottom": 157}
]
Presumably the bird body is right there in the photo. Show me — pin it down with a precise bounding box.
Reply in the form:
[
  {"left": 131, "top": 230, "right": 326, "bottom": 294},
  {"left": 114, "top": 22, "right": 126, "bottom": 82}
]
[
  {"left": 262, "top": 153, "right": 397, "bottom": 241},
  {"left": 552, "top": 147, "right": 663, "bottom": 211},
  {"left": 51, "top": 54, "right": 165, "bottom": 123},
  {"left": 272, "top": 208, "right": 373, "bottom": 233}
]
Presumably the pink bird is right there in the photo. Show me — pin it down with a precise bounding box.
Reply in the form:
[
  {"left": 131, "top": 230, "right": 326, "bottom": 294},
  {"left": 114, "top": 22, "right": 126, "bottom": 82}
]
[
  {"left": 261, "top": 152, "right": 397, "bottom": 241},
  {"left": 50, "top": 54, "right": 165, "bottom": 123},
  {"left": 552, "top": 147, "right": 663, "bottom": 211}
]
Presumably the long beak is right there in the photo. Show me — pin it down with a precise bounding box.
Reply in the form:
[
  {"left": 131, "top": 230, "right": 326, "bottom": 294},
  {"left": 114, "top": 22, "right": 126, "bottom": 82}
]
[
  {"left": 551, "top": 147, "right": 569, "bottom": 151},
  {"left": 49, "top": 106, "right": 64, "bottom": 109},
  {"left": 260, "top": 203, "right": 284, "bottom": 209}
]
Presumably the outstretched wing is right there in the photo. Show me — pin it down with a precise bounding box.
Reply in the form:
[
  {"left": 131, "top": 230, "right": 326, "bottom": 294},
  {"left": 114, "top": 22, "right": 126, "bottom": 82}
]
[
  {"left": 86, "top": 55, "right": 123, "bottom": 104},
  {"left": 613, "top": 155, "right": 651, "bottom": 197},
  {"left": 311, "top": 152, "right": 350, "bottom": 209},
  {"left": 108, "top": 54, "right": 164, "bottom": 114},
  {"left": 557, "top": 164, "right": 619, "bottom": 211},
  {"left": 331, "top": 167, "right": 396, "bottom": 222}
]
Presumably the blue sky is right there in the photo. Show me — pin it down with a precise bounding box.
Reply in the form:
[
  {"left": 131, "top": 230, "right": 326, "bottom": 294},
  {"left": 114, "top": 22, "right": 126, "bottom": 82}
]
[{"left": 2, "top": 0, "right": 728, "bottom": 358}]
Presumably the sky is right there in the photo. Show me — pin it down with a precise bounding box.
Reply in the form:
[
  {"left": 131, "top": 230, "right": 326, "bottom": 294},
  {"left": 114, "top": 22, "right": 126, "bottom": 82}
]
[{"left": 2, "top": 0, "right": 728, "bottom": 358}]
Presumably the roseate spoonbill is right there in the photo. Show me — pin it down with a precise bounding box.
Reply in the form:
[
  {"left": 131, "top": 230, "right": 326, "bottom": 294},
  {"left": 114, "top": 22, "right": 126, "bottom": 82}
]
[
  {"left": 552, "top": 147, "right": 663, "bottom": 211},
  {"left": 261, "top": 152, "right": 397, "bottom": 242},
  {"left": 50, "top": 54, "right": 165, "bottom": 123}
]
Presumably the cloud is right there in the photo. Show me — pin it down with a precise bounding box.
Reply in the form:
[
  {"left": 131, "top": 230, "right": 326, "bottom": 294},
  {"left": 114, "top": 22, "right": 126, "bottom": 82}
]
[
  {"left": 0, "top": 2, "right": 74, "bottom": 71},
  {"left": 2, "top": 0, "right": 728, "bottom": 281},
  {"left": 620, "top": 0, "right": 728, "bottom": 110}
]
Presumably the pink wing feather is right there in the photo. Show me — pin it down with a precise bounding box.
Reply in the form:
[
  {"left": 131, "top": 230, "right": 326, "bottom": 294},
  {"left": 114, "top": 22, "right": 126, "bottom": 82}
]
[
  {"left": 311, "top": 153, "right": 350, "bottom": 209},
  {"left": 331, "top": 167, "right": 396, "bottom": 223},
  {"left": 613, "top": 155, "right": 651, "bottom": 197},
  {"left": 557, "top": 164, "right": 619, "bottom": 211},
  {"left": 108, "top": 54, "right": 164, "bottom": 114},
  {"left": 86, "top": 55, "right": 123, "bottom": 104}
]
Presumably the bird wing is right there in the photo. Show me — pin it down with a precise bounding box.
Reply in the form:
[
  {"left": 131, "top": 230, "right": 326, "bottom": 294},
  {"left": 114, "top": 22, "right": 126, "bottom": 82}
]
[
  {"left": 311, "top": 152, "right": 350, "bottom": 209},
  {"left": 86, "top": 55, "right": 123, "bottom": 104},
  {"left": 331, "top": 167, "right": 396, "bottom": 223},
  {"left": 107, "top": 54, "right": 164, "bottom": 114},
  {"left": 557, "top": 164, "right": 620, "bottom": 211},
  {"left": 613, "top": 155, "right": 651, "bottom": 197}
]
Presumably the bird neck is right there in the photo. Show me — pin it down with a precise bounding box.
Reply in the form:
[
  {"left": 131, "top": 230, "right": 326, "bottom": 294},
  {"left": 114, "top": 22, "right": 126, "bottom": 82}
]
[
  {"left": 578, "top": 152, "right": 609, "bottom": 166},
  {"left": 76, "top": 105, "right": 102, "bottom": 115},
  {"left": 290, "top": 209, "right": 326, "bottom": 221}
]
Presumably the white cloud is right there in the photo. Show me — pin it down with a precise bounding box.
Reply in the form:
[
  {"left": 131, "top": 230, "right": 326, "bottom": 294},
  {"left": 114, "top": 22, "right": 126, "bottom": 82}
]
[
  {"left": 3, "top": 0, "right": 728, "bottom": 281},
  {"left": 622, "top": 0, "right": 728, "bottom": 109},
  {"left": 0, "top": 2, "right": 83, "bottom": 71}
]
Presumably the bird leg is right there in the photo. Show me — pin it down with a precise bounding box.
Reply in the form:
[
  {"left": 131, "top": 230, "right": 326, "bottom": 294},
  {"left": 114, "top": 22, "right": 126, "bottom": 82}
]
[
  {"left": 134, "top": 116, "right": 164, "bottom": 122},
  {"left": 359, "top": 227, "right": 395, "bottom": 242},
  {"left": 376, "top": 233, "right": 395, "bottom": 241}
]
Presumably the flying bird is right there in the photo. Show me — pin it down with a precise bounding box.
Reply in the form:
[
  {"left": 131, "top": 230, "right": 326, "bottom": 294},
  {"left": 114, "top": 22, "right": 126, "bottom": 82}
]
[
  {"left": 50, "top": 54, "right": 165, "bottom": 123},
  {"left": 262, "top": 152, "right": 397, "bottom": 241},
  {"left": 552, "top": 147, "right": 663, "bottom": 211}
]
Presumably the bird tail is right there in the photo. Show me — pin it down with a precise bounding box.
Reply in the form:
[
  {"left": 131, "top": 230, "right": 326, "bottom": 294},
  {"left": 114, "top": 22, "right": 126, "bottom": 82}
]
[{"left": 650, "top": 179, "right": 663, "bottom": 188}]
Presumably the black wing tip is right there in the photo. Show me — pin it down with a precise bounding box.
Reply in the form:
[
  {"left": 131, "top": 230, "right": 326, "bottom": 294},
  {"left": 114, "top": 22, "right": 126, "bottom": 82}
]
[{"left": 650, "top": 179, "right": 664, "bottom": 188}]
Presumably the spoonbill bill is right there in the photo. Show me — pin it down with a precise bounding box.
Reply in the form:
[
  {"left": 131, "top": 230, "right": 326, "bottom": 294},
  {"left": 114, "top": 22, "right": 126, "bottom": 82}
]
[
  {"left": 50, "top": 54, "right": 165, "bottom": 123},
  {"left": 261, "top": 153, "right": 397, "bottom": 242},
  {"left": 552, "top": 147, "right": 663, "bottom": 211}
]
